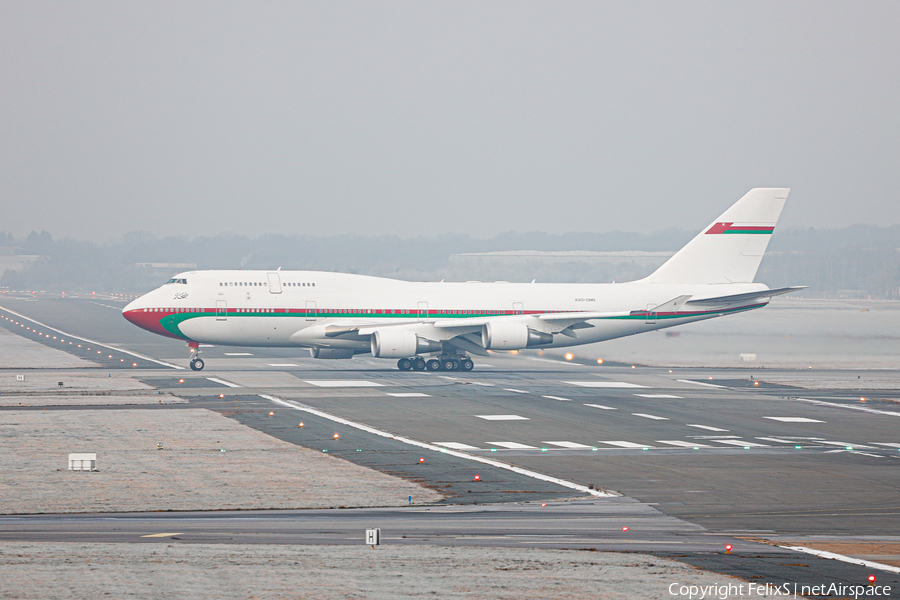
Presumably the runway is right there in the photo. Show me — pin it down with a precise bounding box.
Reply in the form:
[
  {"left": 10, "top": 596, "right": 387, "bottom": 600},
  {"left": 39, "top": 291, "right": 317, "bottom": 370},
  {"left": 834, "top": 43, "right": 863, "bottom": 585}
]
[{"left": 1, "top": 295, "right": 899, "bottom": 594}]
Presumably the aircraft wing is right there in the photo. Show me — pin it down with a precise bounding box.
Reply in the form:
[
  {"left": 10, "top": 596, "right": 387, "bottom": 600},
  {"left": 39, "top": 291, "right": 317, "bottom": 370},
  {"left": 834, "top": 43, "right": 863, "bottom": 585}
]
[{"left": 685, "top": 286, "right": 806, "bottom": 307}]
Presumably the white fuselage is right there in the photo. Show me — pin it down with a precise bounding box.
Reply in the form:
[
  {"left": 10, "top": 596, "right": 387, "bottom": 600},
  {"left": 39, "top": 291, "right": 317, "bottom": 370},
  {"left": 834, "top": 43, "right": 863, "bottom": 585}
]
[{"left": 122, "top": 269, "right": 769, "bottom": 350}]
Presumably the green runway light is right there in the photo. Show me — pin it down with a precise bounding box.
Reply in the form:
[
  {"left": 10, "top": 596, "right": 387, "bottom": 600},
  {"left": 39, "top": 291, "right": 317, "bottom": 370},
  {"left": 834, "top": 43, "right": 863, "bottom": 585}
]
[
  {"left": 591, "top": 447, "right": 598, "bottom": 451},
  {"left": 541, "top": 448, "right": 548, "bottom": 452},
  {"left": 490, "top": 448, "right": 497, "bottom": 452},
  {"left": 693, "top": 446, "right": 700, "bottom": 450},
  {"left": 322, "top": 449, "right": 328, "bottom": 452},
  {"left": 642, "top": 447, "right": 649, "bottom": 451},
  {"left": 846, "top": 446, "right": 853, "bottom": 450},
  {"left": 795, "top": 445, "right": 802, "bottom": 449},
  {"left": 744, "top": 446, "right": 750, "bottom": 450}
]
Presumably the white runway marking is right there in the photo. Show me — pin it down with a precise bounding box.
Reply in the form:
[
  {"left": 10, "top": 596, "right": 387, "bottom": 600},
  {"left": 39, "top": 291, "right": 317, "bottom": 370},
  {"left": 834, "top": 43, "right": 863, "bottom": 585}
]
[
  {"left": 206, "top": 377, "right": 241, "bottom": 388},
  {"left": 795, "top": 397, "right": 900, "bottom": 417},
  {"left": 779, "top": 545, "right": 900, "bottom": 575},
  {"left": 224, "top": 352, "right": 254, "bottom": 356},
  {"left": 565, "top": 381, "right": 649, "bottom": 388},
  {"left": 268, "top": 363, "right": 299, "bottom": 367},
  {"left": 503, "top": 388, "right": 530, "bottom": 394},
  {"left": 599, "top": 441, "right": 653, "bottom": 449},
  {"left": 764, "top": 416, "right": 825, "bottom": 423},
  {"left": 711, "top": 439, "right": 768, "bottom": 447},
  {"left": 434, "top": 442, "right": 481, "bottom": 451},
  {"left": 386, "top": 392, "right": 431, "bottom": 398},
  {"left": 632, "top": 413, "right": 669, "bottom": 420},
  {"left": 584, "top": 403, "right": 617, "bottom": 410},
  {"left": 676, "top": 379, "right": 725, "bottom": 389},
  {"left": 261, "top": 395, "right": 614, "bottom": 498},
  {"left": 819, "top": 441, "right": 876, "bottom": 449},
  {"left": 305, "top": 380, "right": 384, "bottom": 387},
  {"left": 0, "top": 306, "right": 184, "bottom": 369},
  {"left": 543, "top": 395, "right": 572, "bottom": 402},
  {"left": 543, "top": 441, "right": 592, "bottom": 449},
  {"left": 488, "top": 442, "right": 538, "bottom": 449},
  {"left": 635, "top": 394, "right": 682, "bottom": 399},
  {"left": 657, "top": 440, "right": 711, "bottom": 448},
  {"left": 476, "top": 414, "right": 529, "bottom": 421},
  {"left": 468, "top": 382, "right": 494, "bottom": 386},
  {"left": 687, "top": 424, "right": 729, "bottom": 432},
  {"left": 756, "top": 437, "right": 803, "bottom": 444},
  {"left": 873, "top": 443, "right": 900, "bottom": 448}
]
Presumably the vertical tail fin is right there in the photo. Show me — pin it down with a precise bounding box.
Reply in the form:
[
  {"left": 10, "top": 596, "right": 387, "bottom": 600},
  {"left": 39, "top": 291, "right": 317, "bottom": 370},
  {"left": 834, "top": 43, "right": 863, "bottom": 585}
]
[{"left": 642, "top": 188, "right": 789, "bottom": 284}]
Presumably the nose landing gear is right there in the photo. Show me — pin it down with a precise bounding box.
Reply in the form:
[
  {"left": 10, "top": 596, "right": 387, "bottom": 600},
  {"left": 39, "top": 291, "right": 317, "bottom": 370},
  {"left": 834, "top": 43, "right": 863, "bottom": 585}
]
[{"left": 188, "top": 341, "right": 204, "bottom": 371}]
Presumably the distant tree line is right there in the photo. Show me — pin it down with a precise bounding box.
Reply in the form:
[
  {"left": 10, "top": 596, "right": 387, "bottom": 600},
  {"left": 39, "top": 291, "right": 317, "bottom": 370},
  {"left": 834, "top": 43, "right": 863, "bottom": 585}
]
[{"left": 0, "top": 226, "right": 897, "bottom": 299}]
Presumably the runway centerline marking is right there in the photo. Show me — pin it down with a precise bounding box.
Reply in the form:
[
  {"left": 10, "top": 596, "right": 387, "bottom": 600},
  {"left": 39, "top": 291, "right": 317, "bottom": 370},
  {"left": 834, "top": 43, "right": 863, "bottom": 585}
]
[
  {"left": 657, "top": 440, "right": 711, "bottom": 448},
  {"left": 711, "top": 439, "right": 768, "bottom": 448},
  {"left": 632, "top": 413, "right": 669, "bottom": 420},
  {"left": 543, "top": 441, "right": 592, "bottom": 449},
  {"left": 386, "top": 392, "right": 431, "bottom": 398},
  {"left": 565, "top": 381, "right": 649, "bottom": 388},
  {"left": 260, "top": 395, "right": 614, "bottom": 498},
  {"left": 206, "top": 377, "right": 241, "bottom": 388},
  {"left": 224, "top": 352, "right": 254, "bottom": 356},
  {"left": 676, "top": 379, "right": 725, "bottom": 389},
  {"left": 304, "top": 380, "right": 384, "bottom": 388},
  {"left": 763, "top": 416, "right": 824, "bottom": 423},
  {"left": 584, "top": 404, "right": 617, "bottom": 410},
  {"left": 434, "top": 442, "right": 481, "bottom": 451},
  {"left": 543, "top": 396, "right": 572, "bottom": 402},
  {"left": 503, "top": 388, "right": 530, "bottom": 394},
  {"left": 475, "top": 415, "right": 529, "bottom": 421},
  {"left": 686, "top": 424, "right": 729, "bottom": 432},
  {"left": 635, "top": 394, "right": 682, "bottom": 399},
  {"left": 488, "top": 442, "right": 537, "bottom": 450},
  {"left": 599, "top": 441, "right": 653, "bottom": 449},
  {"left": 268, "top": 363, "right": 299, "bottom": 367},
  {"left": 819, "top": 441, "right": 876, "bottom": 449},
  {"left": 141, "top": 532, "right": 184, "bottom": 538}
]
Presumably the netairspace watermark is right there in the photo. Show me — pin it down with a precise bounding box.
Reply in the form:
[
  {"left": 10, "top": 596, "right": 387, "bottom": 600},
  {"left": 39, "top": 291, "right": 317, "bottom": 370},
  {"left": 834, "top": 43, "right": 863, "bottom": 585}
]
[{"left": 668, "top": 581, "right": 892, "bottom": 599}]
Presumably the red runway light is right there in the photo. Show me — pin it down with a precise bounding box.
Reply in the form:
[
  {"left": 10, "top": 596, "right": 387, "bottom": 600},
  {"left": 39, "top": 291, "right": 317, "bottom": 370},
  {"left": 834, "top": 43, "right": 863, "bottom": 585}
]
[
  {"left": 725, "top": 544, "right": 733, "bottom": 554},
  {"left": 419, "top": 457, "right": 425, "bottom": 463},
  {"left": 868, "top": 575, "right": 876, "bottom": 584},
  {"left": 541, "top": 503, "right": 547, "bottom": 507},
  {"left": 473, "top": 474, "right": 481, "bottom": 481}
]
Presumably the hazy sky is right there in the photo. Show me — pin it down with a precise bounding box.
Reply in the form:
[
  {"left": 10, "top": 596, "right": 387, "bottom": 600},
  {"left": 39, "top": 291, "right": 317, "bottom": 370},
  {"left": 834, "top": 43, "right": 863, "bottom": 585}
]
[{"left": 2, "top": 2, "right": 899, "bottom": 242}]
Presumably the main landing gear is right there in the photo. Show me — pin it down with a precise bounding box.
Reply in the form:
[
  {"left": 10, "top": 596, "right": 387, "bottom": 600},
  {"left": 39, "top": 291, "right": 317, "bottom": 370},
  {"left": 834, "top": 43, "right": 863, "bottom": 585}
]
[{"left": 397, "top": 355, "right": 474, "bottom": 372}]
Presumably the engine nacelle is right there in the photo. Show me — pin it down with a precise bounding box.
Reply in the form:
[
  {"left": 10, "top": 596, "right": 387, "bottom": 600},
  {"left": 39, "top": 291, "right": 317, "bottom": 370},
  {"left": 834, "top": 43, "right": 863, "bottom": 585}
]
[
  {"left": 482, "top": 321, "right": 553, "bottom": 350},
  {"left": 371, "top": 329, "right": 441, "bottom": 358},
  {"left": 309, "top": 348, "right": 357, "bottom": 359}
]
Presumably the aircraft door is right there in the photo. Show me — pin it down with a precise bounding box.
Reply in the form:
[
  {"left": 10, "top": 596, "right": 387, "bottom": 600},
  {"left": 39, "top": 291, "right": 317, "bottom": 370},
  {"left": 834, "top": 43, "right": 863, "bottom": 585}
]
[
  {"left": 513, "top": 302, "right": 524, "bottom": 315},
  {"left": 306, "top": 300, "right": 317, "bottom": 322},
  {"left": 216, "top": 300, "right": 227, "bottom": 321},
  {"left": 267, "top": 272, "right": 282, "bottom": 294},
  {"left": 645, "top": 303, "right": 657, "bottom": 324},
  {"left": 417, "top": 301, "right": 428, "bottom": 321}
]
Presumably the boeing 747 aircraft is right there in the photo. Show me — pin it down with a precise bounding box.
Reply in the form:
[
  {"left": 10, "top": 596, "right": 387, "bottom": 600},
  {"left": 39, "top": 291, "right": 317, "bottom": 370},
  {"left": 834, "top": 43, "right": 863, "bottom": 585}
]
[{"left": 123, "top": 188, "right": 803, "bottom": 372}]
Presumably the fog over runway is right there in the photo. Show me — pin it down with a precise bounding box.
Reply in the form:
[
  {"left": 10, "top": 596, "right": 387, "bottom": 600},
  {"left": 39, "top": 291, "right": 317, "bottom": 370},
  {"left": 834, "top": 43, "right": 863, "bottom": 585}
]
[{"left": 1, "top": 294, "right": 899, "bottom": 596}]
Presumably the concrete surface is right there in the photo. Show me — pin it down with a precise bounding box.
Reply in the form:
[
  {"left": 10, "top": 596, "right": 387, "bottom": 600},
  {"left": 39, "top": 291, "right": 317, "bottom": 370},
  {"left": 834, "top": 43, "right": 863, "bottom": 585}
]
[
  {"left": 0, "top": 543, "right": 792, "bottom": 600},
  {"left": 0, "top": 409, "right": 441, "bottom": 514}
]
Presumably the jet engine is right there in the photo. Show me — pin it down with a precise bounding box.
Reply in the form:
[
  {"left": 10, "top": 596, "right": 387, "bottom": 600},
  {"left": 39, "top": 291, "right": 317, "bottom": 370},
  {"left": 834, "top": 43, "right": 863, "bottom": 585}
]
[
  {"left": 481, "top": 321, "right": 553, "bottom": 350},
  {"left": 309, "top": 348, "right": 357, "bottom": 359},
  {"left": 371, "top": 329, "right": 441, "bottom": 358}
]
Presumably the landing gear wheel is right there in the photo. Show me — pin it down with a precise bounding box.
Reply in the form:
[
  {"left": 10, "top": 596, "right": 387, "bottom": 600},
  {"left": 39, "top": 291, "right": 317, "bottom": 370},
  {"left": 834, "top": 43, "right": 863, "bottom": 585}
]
[
  {"left": 397, "top": 358, "right": 412, "bottom": 371},
  {"left": 190, "top": 358, "right": 205, "bottom": 371},
  {"left": 426, "top": 359, "right": 441, "bottom": 371},
  {"left": 460, "top": 358, "right": 474, "bottom": 372},
  {"left": 442, "top": 359, "right": 457, "bottom": 371},
  {"left": 412, "top": 357, "right": 427, "bottom": 371}
]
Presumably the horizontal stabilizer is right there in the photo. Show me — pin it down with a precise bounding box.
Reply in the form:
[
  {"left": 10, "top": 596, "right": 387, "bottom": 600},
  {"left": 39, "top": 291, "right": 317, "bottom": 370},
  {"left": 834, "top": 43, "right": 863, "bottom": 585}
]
[
  {"left": 649, "top": 295, "right": 693, "bottom": 313},
  {"left": 686, "top": 286, "right": 806, "bottom": 306}
]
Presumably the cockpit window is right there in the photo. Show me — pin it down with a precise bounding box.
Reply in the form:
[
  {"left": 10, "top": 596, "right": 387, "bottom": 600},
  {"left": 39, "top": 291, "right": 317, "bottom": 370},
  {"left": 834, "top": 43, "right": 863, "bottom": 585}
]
[{"left": 165, "top": 278, "right": 188, "bottom": 285}]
